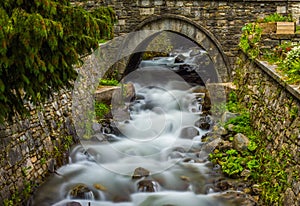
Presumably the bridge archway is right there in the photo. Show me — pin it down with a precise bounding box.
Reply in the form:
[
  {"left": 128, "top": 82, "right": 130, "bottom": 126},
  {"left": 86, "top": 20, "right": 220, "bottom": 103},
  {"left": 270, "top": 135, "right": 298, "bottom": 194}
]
[{"left": 121, "top": 14, "right": 231, "bottom": 83}]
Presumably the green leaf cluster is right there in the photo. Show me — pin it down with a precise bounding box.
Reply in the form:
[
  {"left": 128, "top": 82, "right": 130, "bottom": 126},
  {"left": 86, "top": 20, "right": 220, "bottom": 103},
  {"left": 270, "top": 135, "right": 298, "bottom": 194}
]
[
  {"left": 99, "top": 78, "right": 119, "bottom": 86},
  {"left": 279, "top": 44, "right": 300, "bottom": 84},
  {"left": 0, "top": 0, "right": 116, "bottom": 122},
  {"left": 239, "top": 23, "right": 262, "bottom": 59},
  {"left": 95, "top": 101, "right": 110, "bottom": 121}
]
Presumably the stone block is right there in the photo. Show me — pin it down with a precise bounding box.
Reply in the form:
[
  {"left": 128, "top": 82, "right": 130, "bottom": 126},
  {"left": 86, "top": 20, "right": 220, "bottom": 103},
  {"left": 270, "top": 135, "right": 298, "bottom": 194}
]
[
  {"left": 154, "top": 0, "right": 163, "bottom": 6},
  {"left": 139, "top": 8, "right": 155, "bottom": 15},
  {"left": 277, "top": 5, "right": 287, "bottom": 14}
]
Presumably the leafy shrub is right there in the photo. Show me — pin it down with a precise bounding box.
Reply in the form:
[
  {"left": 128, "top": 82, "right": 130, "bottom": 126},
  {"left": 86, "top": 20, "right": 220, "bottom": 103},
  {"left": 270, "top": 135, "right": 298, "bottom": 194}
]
[
  {"left": 0, "top": 1, "right": 116, "bottom": 122},
  {"left": 239, "top": 23, "right": 262, "bottom": 59},
  {"left": 280, "top": 44, "right": 300, "bottom": 83}
]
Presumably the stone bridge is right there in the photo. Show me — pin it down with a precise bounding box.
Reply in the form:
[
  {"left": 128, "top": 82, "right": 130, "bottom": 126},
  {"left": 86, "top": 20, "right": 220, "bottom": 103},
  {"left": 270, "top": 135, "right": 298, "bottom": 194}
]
[{"left": 72, "top": 0, "right": 300, "bottom": 82}]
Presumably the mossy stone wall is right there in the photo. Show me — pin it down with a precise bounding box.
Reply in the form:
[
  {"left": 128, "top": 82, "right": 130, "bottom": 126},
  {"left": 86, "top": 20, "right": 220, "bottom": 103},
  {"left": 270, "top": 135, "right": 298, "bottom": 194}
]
[{"left": 235, "top": 53, "right": 300, "bottom": 205}]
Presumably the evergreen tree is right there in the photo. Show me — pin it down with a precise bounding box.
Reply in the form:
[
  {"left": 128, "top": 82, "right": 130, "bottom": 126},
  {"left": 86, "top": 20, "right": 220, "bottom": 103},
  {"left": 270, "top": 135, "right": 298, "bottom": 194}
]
[{"left": 0, "top": 0, "right": 116, "bottom": 122}]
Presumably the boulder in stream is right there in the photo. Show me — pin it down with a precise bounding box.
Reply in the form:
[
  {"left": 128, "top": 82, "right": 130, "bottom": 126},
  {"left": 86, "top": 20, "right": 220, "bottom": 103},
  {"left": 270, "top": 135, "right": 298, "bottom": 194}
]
[
  {"left": 68, "top": 184, "right": 94, "bottom": 200},
  {"left": 179, "top": 127, "right": 199, "bottom": 139},
  {"left": 137, "top": 180, "right": 159, "bottom": 192},
  {"left": 66, "top": 202, "right": 82, "bottom": 206},
  {"left": 132, "top": 167, "right": 150, "bottom": 180}
]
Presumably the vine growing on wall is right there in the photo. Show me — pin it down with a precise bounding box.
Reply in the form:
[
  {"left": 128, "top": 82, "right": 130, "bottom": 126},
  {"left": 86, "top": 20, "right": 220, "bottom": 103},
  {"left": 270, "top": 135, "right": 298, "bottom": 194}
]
[{"left": 0, "top": 0, "right": 116, "bottom": 123}]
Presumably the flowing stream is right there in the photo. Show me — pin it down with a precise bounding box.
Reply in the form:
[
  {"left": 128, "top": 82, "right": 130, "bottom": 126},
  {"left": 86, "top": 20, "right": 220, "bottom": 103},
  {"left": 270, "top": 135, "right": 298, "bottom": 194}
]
[{"left": 32, "top": 48, "right": 242, "bottom": 206}]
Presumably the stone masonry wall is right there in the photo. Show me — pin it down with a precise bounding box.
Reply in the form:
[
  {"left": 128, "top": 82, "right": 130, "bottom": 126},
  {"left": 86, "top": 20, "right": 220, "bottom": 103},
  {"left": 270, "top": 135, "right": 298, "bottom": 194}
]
[
  {"left": 235, "top": 53, "right": 300, "bottom": 205},
  {"left": 71, "top": 0, "right": 300, "bottom": 72},
  {"left": 0, "top": 91, "right": 76, "bottom": 205}
]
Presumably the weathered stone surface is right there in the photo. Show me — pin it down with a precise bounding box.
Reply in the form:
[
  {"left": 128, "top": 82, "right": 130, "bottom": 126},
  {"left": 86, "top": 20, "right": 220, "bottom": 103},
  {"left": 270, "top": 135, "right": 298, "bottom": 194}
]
[
  {"left": 233, "top": 133, "right": 250, "bottom": 152},
  {"left": 221, "top": 112, "right": 238, "bottom": 123},
  {"left": 179, "top": 126, "right": 199, "bottom": 139},
  {"left": 0, "top": 91, "right": 75, "bottom": 202}
]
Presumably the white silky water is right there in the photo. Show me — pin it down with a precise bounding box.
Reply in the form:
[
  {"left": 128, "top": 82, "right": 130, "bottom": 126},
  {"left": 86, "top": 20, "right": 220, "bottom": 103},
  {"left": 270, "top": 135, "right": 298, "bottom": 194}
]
[{"left": 32, "top": 49, "right": 241, "bottom": 206}]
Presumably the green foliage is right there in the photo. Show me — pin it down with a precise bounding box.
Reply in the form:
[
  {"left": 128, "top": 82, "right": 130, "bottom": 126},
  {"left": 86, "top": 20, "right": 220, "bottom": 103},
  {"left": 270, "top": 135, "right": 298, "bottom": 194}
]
[
  {"left": 210, "top": 90, "right": 292, "bottom": 205},
  {"left": 258, "top": 13, "right": 294, "bottom": 23},
  {"left": 279, "top": 44, "right": 300, "bottom": 84},
  {"left": 95, "top": 101, "right": 110, "bottom": 120},
  {"left": 261, "top": 41, "right": 294, "bottom": 64},
  {"left": 3, "top": 179, "right": 34, "bottom": 206},
  {"left": 296, "top": 25, "right": 300, "bottom": 34},
  {"left": 239, "top": 23, "right": 262, "bottom": 59},
  {"left": 226, "top": 90, "right": 244, "bottom": 113},
  {"left": 289, "top": 106, "right": 299, "bottom": 119},
  {"left": 99, "top": 78, "right": 119, "bottom": 86},
  {"left": 0, "top": 1, "right": 116, "bottom": 122},
  {"left": 225, "top": 112, "right": 251, "bottom": 134},
  {"left": 3, "top": 193, "right": 21, "bottom": 206},
  {"left": 62, "top": 135, "right": 73, "bottom": 150}
]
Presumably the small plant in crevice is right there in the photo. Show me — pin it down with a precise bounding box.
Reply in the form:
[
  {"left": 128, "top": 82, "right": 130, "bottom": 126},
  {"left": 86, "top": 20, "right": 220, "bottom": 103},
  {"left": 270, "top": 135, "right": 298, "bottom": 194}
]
[
  {"left": 99, "top": 78, "right": 119, "bottom": 86},
  {"left": 95, "top": 101, "right": 110, "bottom": 121},
  {"left": 239, "top": 23, "right": 262, "bottom": 59}
]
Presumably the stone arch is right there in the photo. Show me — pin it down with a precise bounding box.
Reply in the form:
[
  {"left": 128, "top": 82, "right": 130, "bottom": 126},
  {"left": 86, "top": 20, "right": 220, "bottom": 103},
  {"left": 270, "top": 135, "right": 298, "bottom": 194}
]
[{"left": 121, "top": 14, "right": 231, "bottom": 83}]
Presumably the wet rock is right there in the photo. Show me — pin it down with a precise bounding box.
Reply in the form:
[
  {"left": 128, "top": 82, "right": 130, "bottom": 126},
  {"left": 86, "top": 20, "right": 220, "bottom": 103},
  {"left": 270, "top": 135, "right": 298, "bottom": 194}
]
[
  {"left": 132, "top": 167, "right": 150, "bottom": 180},
  {"left": 218, "top": 191, "right": 257, "bottom": 206},
  {"left": 93, "top": 183, "right": 107, "bottom": 191},
  {"left": 123, "top": 82, "right": 136, "bottom": 102},
  {"left": 66, "top": 202, "right": 82, "bottom": 206},
  {"left": 175, "top": 54, "right": 186, "bottom": 63},
  {"left": 69, "top": 184, "right": 94, "bottom": 199},
  {"left": 91, "top": 133, "right": 105, "bottom": 142},
  {"left": 197, "top": 138, "right": 222, "bottom": 160},
  {"left": 190, "top": 48, "right": 203, "bottom": 57},
  {"left": 92, "top": 122, "right": 102, "bottom": 134},
  {"left": 180, "top": 175, "right": 191, "bottom": 182},
  {"left": 190, "top": 86, "right": 211, "bottom": 112},
  {"left": 201, "top": 131, "right": 222, "bottom": 143},
  {"left": 137, "top": 180, "right": 159, "bottom": 192},
  {"left": 233, "top": 133, "right": 250, "bottom": 152},
  {"left": 212, "top": 125, "right": 228, "bottom": 136},
  {"left": 167, "top": 147, "right": 186, "bottom": 159},
  {"left": 221, "top": 112, "right": 238, "bottom": 123},
  {"left": 218, "top": 140, "right": 233, "bottom": 151},
  {"left": 195, "top": 116, "right": 212, "bottom": 130},
  {"left": 179, "top": 127, "right": 199, "bottom": 139},
  {"left": 214, "top": 180, "right": 231, "bottom": 191}
]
